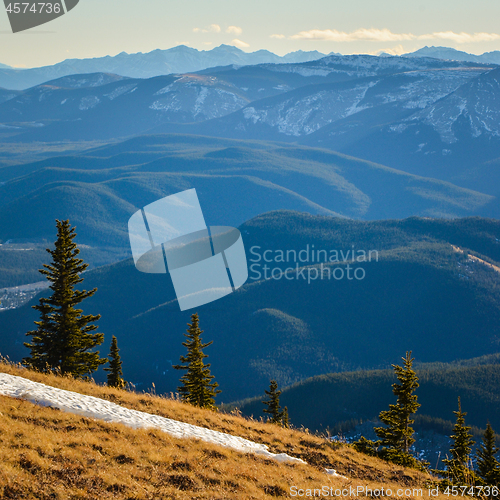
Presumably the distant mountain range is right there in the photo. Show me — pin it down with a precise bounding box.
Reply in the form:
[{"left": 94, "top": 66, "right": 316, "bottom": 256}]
[
  {"left": 2, "top": 45, "right": 499, "bottom": 92},
  {"left": 1, "top": 53, "right": 500, "bottom": 200},
  {"left": 405, "top": 46, "right": 500, "bottom": 64},
  {"left": 0, "top": 45, "right": 332, "bottom": 90},
  {"left": 0, "top": 55, "right": 491, "bottom": 142}
]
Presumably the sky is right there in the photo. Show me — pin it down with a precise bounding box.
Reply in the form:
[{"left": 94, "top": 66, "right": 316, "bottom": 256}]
[{"left": 1, "top": 0, "right": 500, "bottom": 68}]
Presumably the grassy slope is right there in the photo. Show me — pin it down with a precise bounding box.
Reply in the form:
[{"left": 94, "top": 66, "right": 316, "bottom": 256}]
[{"left": 0, "top": 362, "right": 443, "bottom": 500}]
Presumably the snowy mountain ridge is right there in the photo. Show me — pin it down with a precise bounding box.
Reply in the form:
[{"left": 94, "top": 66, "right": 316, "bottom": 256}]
[
  {"left": 405, "top": 67, "right": 500, "bottom": 143},
  {"left": 220, "top": 67, "right": 489, "bottom": 139},
  {"left": 0, "top": 45, "right": 332, "bottom": 91},
  {"left": 406, "top": 46, "right": 500, "bottom": 65}
]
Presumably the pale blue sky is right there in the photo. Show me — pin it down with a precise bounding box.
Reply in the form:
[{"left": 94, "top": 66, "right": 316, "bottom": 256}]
[{"left": 2, "top": 0, "right": 500, "bottom": 68}]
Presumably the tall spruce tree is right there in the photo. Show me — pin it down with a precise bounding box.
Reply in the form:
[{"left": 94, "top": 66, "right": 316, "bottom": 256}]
[
  {"left": 374, "top": 351, "right": 421, "bottom": 456},
  {"left": 104, "top": 336, "right": 126, "bottom": 389},
  {"left": 263, "top": 380, "right": 284, "bottom": 424},
  {"left": 174, "top": 313, "right": 221, "bottom": 409},
  {"left": 476, "top": 423, "right": 500, "bottom": 486},
  {"left": 23, "top": 220, "right": 106, "bottom": 377},
  {"left": 443, "top": 397, "right": 476, "bottom": 485}
]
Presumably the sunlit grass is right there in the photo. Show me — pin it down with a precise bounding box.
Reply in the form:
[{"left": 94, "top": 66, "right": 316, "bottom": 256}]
[{"left": 0, "top": 361, "right": 453, "bottom": 499}]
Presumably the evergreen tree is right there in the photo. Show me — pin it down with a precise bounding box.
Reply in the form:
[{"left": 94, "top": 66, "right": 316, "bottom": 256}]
[
  {"left": 263, "top": 380, "right": 284, "bottom": 424},
  {"left": 24, "top": 220, "right": 106, "bottom": 377},
  {"left": 104, "top": 336, "right": 126, "bottom": 389},
  {"left": 476, "top": 423, "right": 500, "bottom": 486},
  {"left": 443, "top": 398, "right": 476, "bottom": 484},
  {"left": 374, "top": 351, "right": 421, "bottom": 455},
  {"left": 174, "top": 313, "right": 221, "bottom": 409},
  {"left": 22, "top": 300, "right": 58, "bottom": 370}
]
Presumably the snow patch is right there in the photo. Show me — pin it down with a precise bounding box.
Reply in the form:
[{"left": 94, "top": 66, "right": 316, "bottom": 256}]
[
  {"left": 155, "top": 83, "right": 176, "bottom": 95},
  {"left": 269, "top": 66, "right": 332, "bottom": 77},
  {"left": 325, "top": 469, "right": 348, "bottom": 479},
  {"left": 149, "top": 97, "right": 181, "bottom": 112},
  {"left": 79, "top": 96, "right": 100, "bottom": 111},
  {"left": 193, "top": 86, "right": 209, "bottom": 117},
  {"left": 243, "top": 106, "right": 267, "bottom": 124},
  {"left": 104, "top": 84, "right": 137, "bottom": 101},
  {"left": 389, "top": 123, "right": 409, "bottom": 134},
  {"left": 0, "top": 373, "right": 305, "bottom": 465}
]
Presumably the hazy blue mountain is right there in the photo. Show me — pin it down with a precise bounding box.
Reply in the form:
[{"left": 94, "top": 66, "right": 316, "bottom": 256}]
[
  {"left": 38, "top": 73, "right": 128, "bottom": 89},
  {"left": 189, "top": 66, "right": 485, "bottom": 140},
  {"left": 2, "top": 211, "right": 500, "bottom": 401},
  {"left": 2, "top": 61, "right": 371, "bottom": 140},
  {"left": 281, "top": 49, "right": 337, "bottom": 63},
  {"left": 0, "top": 88, "right": 19, "bottom": 104},
  {"left": 0, "top": 135, "right": 494, "bottom": 256},
  {"left": 0, "top": 45, "right": 329, "bottom": 90},
  {"left": 265, "top": 53, "right": 492, "bottom": 76},
  {"left": 181, "top": 60, "right": 500, "bottom": 195},
  {"left": 3, "top": 54, "right": 492, "bottom": 142},
  {"left": 0, "top": 74, "right": 251, "bottom": 139},
  {"left": 406, "top": 46, "right": 500, "bottom": 65},
  {"left": 305, "top": 67, "right": 500, "bottom": 195}
]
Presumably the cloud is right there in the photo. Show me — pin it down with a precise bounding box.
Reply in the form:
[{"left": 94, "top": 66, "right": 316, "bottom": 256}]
[
  {"left": 231, "top": 39, "right": 250, "bottom": 48},
  {"left": 226, "top": 26, "right": 242, "bottom": 35},
  {"left": 290, "top": 28, "right": 413, "bottom": 42},
  {"left": 290, "top": 28, "right": 500, "bottom": 44},
  {"left": 422, "top": 31, "right": 500, "bottom": 43},
  {"left": 270, "top": 34, "right": 286, "bottom": 39},
  {"left": 193, "top": 24, "right": 221, "bottom": 34}
]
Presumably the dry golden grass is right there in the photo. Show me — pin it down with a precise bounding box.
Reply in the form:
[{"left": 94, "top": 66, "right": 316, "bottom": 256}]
[{"left": 0, "top": 362, "right": 447, "bottom": 499}]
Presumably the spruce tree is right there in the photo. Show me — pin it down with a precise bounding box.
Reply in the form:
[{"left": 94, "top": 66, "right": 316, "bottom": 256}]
[
  {"left": 263, "top": 380, "right": 284, "bottom": 424},
  {"left": 22, "top": 300, "right": 58, "bottom": 370},
  {"left": 24, "top": 220, "right": 106, "bottom": 377},
  {"left": 374, "top": 351, "right": 421, "bottom": 455},
  {"left": 443, "top": 397, "right": 476, "bottom": 484},
  {"left": 476, "top": 423, "right": 500, "bottom": 486},
  {"left": 104, "top": 336, "right": 126, "bottom": 389},
  {"left": 174, "top": 313, "right": 221, "bottom": 409}
]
